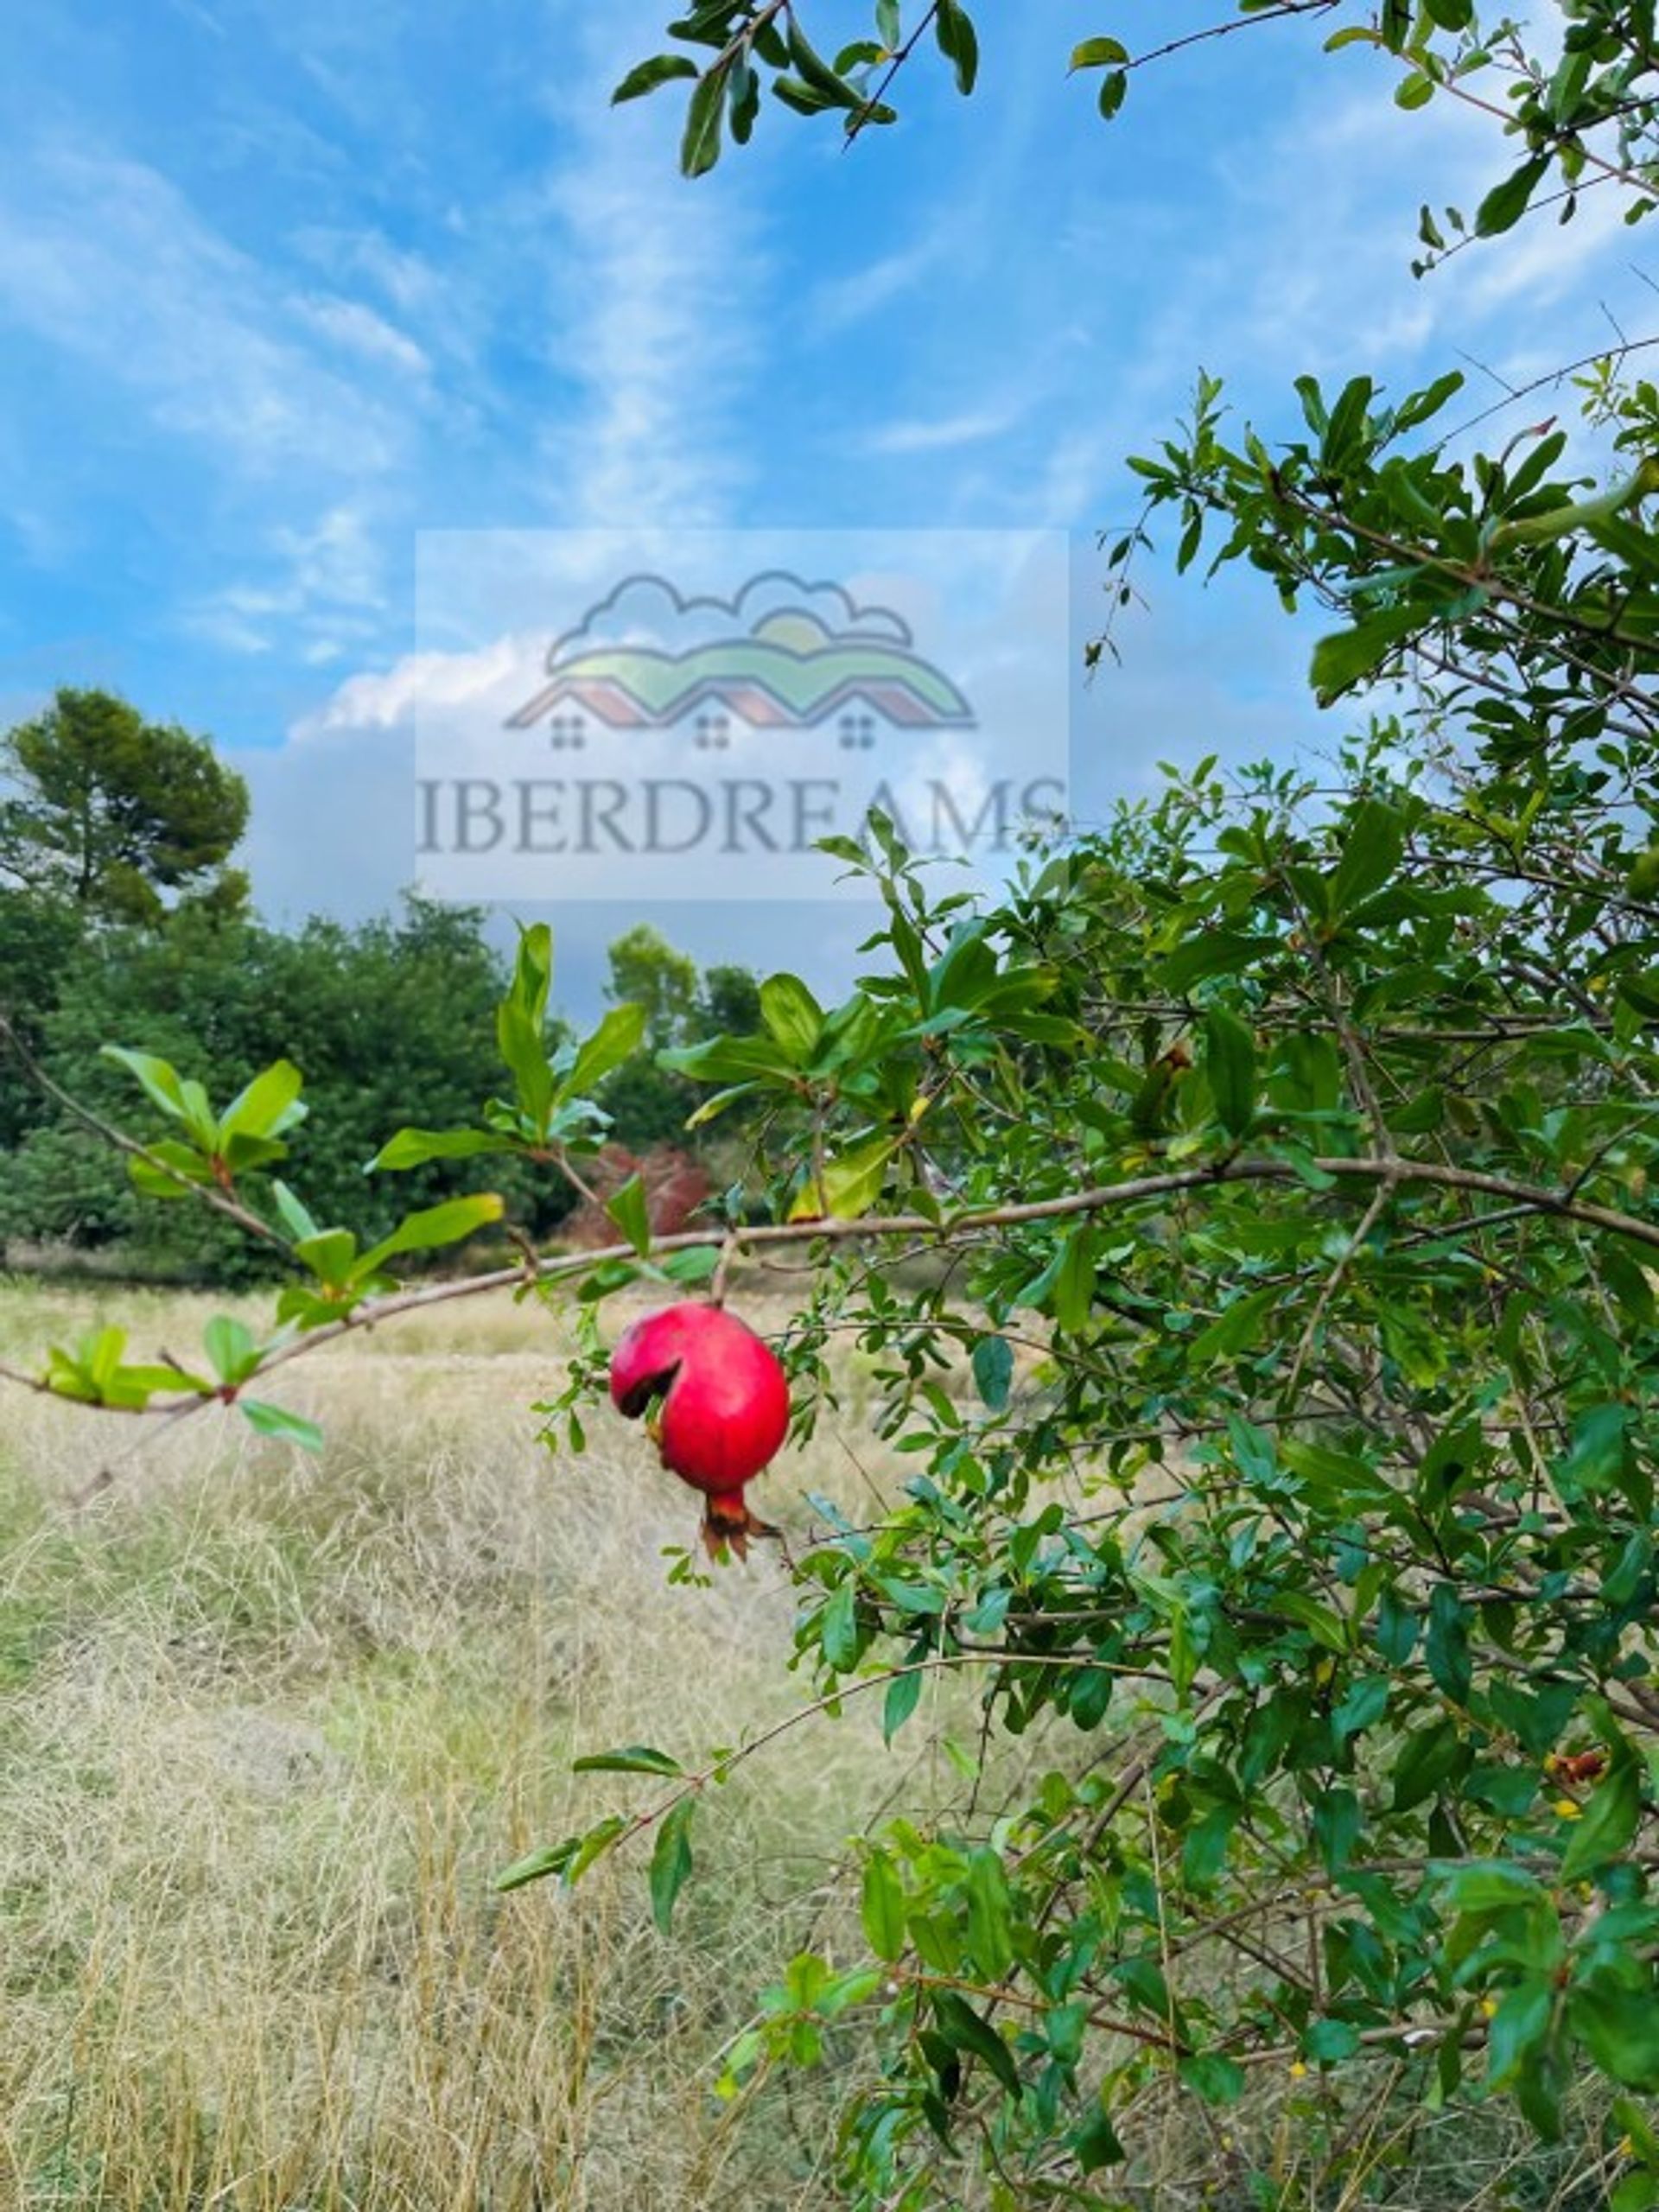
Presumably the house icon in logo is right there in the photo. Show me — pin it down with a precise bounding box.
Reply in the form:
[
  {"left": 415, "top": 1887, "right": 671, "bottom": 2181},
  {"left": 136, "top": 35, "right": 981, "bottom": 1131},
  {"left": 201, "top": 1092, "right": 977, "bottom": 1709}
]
[{"left": 505, "top": 569, "right": 976, "bottom": 756}]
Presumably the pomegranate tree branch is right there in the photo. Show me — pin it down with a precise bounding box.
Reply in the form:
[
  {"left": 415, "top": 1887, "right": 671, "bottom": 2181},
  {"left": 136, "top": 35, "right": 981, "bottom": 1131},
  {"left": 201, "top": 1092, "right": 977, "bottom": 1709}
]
[
  {"left": 0, "top": 1010, "right": 290, "bottom": 1251},
  {"left": 6, "top": 1148, "right": 1656, "bottom": 1422}
]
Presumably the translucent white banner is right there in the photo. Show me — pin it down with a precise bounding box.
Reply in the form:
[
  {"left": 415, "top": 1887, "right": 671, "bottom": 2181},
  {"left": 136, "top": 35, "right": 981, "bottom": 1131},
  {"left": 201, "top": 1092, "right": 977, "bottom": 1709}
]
[{"left": 414, "top": 530, "right": 1071, "bottom": 902}]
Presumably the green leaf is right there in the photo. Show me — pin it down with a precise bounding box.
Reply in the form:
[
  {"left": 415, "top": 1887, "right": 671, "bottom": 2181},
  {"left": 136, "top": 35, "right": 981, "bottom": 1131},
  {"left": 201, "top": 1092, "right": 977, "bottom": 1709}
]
[
  {"left": 1560, "top": 1758, "right": 1641, "bottom": 1879},
  {"left": 1573, "top": 1979, "right": 1659, "bottom": 2089},
  {"left": 963, "top": 1847, "right": 1014, "bottom": 1978},
  {"left": 1486, "top": 1980, "right": 1553, "bottom": 2088},
  {"left": 1156, "top": 931, "right": 1278, "bottom": 991},
  {"left": 684, "top": 1082, "right": 761, "bottom": 1130},
  {"left": 295, "top": 1228, "right": 358, "bottom": 1287},
  {"left": 568, "top": 1815, "right": 630, "bottom": 1882},
  {"left": 240, "top": 1400, "right": 325, "bottom": 1454},
  {"left": 1202, "top": 1005, "right": 1256, "bottom": 1135},
  {"left": 100, "top": 1046, "right": 194, "bottom": 1127},
  {"left": 566, "top": 1002, "right": 647, "bottom": 1098},
  {"left": 882, "top": 1665, "right": 924, "bottom": 1743},
  {"left": 1427, "top": 1583, "right": 1472, "bottom": 1705},
  {"left": 649, "top": 1797, "right": 696, "bottom": 1932},
  {"left": 1273, "top": 1591, "right": 1351, "bottom": 1654},
  {"left": 785, "top": 16, "right": 860, "bottom": 105},
  {"left": 681, "top": 63, "right": 728, "bottom": 175},
  {"left": 1073, "top": 2095, "right": 1127, "bottom": 2171},
  {"left": 759, "top": 972, "right": 825, "bottom": 1063},
  {"left": 1185, "top": 1285, "right": 1277, "bottom": 1365},
  {"left": 1070, "top": 35, "right": 1128, "bottom": 68},
  {"left": 606, "top": 1173, "right": 652, "bottom": 1257},
  {"left": 933, "top": 0, "right": 978, "bottom": 92},
  {"left": 820, "top": 1583, "right": 861, "bottom": 1671},
  {"left": 367, "top": 1127, "right": 507, "bottom": 1173},
  {"left": 658, "top": 1033, "right": 799, "bottom": 1085},
  {"left": 1177, "top": 2052, "right": 1245, "bottom": 2105},
  {"left": 571, "top": 1744, "right": 685, "bottom": 1777},
  {"left": 204, "top": 1315, "right": 261, "bottom": 1387},
  {"left": 1554, "top": 1403, "right": 1627, "bottom": 1500},
  {"left": 358, "top": 1192, "right": 505, "bottom": 1276},
  {"left": 1305, "top": 2018, "right": 1362, "bottom": 2064},
  {"left": 1052, "top": 1223, "right": 1097, "bottom": 1333},
  {"left": 971, "top": 1333, "right": 1014, "bottom": 1409},
  {"left": 932, "top": 1991, "right": 1018, "bottom": 2095},
  {"left": 493, "top": 1838, "right": 581, "bottom": 1893},
  {"left": 1438, "top": 1860, "right": 1543, "bottom": 1912},
  {"left": 1332, "top": 798, "right": 1407, "bottom": 914},
  {"left": 217, "top": 1058, "right": 304, "bottom": 1144},
  {"left": 1393, "top": 1718, "right": 1465, "bottom": 1809},
  {"left": 861, "top": 1852, "right": 907, "bottom": 1961},
  {"left": 789, "top": 1135, "right": 898, "bottom": 1221},
  {"left": 127, "top": 1140, "right": 214, "bottom": 1200},
  {"left": 661, "top": 1244, "right": 721, "bottom": 1284},
  {"left": 1310, "top": 606, "right": 1423, "bottom": 703},
  {"left": 1475, "top": 154, "right": 1550, "bottom": 238},
  {"left": 270, "top": 1179, "right": 321, "bottom": 1242},
  {"left": 613, "top": 52, "right": 701, "bottom": 102}
]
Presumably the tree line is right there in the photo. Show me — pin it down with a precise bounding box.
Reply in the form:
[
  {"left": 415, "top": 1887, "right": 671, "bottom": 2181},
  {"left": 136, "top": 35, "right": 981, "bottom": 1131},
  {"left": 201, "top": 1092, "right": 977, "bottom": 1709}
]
[{"left": 0, "top": 687, "right": 754, "bottom": 1283}]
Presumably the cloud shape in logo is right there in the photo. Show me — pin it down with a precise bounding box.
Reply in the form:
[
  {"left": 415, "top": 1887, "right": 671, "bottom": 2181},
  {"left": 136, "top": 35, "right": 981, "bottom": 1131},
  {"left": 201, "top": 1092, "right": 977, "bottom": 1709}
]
[
  {"left": 508, "top": 569, "right": 973, "bottom": 734},
  {"left": 544, "top": 570, "right": 914, "bottom": 665}
]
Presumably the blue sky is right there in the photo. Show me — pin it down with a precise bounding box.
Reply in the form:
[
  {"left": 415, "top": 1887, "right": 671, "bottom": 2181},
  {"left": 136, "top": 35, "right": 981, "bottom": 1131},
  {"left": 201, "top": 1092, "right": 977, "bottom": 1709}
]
[{"left": 0, "top": 1, "right": 1649, "bottom": 1014}]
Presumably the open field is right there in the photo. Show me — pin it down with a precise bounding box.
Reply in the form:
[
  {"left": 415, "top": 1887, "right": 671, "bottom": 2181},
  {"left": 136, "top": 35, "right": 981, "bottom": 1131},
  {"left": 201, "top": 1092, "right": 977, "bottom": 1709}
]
[
  {"left": 0, "top": 1279, "right": 1619, "bottom": 2212},
  {"left": 0, "top": 1276, "right": 947, "bottom": 2212}
]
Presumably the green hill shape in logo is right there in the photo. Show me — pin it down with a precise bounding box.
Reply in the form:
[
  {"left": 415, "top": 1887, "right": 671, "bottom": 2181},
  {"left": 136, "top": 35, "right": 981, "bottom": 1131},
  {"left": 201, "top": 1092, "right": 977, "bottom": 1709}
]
[{"left": 550, "top": 608, "right": 972, "bottom": 727}]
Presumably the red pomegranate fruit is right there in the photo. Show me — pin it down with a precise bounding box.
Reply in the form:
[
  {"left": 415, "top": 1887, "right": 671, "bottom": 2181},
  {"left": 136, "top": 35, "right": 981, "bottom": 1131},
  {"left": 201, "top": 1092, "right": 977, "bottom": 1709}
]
[{"left": 608, "top": 1301, "right": 790, "bottom": 1557}]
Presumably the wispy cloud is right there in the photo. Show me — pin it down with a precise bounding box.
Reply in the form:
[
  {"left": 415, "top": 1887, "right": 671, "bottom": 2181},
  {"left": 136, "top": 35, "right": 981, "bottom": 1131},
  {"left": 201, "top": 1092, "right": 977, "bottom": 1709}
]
[
  {"left": 187, "top": 504, "right": 390, "bottom": 658},
  {"left": 289, "top": 224, "right": 442, "bottom": 318},
  {"left": 524, "top": 14, "right": 771, "bottom": 526},
  {"left": 810, "top": 241, "right": 944, "bottom": 336},
  {"left": 0, "top": 141, "right": 403, "bottom": 478},
  {"left": 292, "top": 294, "right": 431, "bottom": 379},
  {"left": 862, "top": 405, "right": 1029, "bottom": 455}
]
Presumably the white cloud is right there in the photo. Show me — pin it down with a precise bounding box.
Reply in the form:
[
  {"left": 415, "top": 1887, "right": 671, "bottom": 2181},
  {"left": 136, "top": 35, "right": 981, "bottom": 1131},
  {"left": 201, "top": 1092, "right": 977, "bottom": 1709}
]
[
  {"left": 296, "top": 636, "right": 528, "bottom": 737},
  {"left": 810, "top": 242, "right": 943, "bottom": 335},
  {"left": 0, "top": 143, "right": 404, "bottom": 480},
  {"left": 289, "top": 224, "right": 442, "bottom": 318},
  {"left": 186, "top": 504, "right": 391, "bottom": 658},
  {"left": 529, "top": 18, "right": 767, "bottom": 526},
  {"left": 863, "top": 406, "right": 1029, "bottom": 456},
  {"left": 292, "top": 294, "right": 431, "bottom": 378}
]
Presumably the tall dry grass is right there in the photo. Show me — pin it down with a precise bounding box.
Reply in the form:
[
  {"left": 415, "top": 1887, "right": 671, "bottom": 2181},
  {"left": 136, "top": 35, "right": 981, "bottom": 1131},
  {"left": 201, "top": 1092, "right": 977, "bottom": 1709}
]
[
  {"left": 0, "top": 1279, "right": 1616, "bottom": 2212},
  {"left": 0, "top": 1278, "right": 941, "bottom": 2212}
]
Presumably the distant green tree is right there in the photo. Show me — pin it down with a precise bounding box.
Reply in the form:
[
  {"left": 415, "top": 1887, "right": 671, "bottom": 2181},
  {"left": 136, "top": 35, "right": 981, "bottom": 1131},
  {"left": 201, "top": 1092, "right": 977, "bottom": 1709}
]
[
  {"left": 605, "top": 924, "right": 700, "bottom": 1049},
  {"left": 701, "top": 963, "right": 761, "bottom": 1038},
  {"left": 0, "top": 898, "right": 575, "bottom": 1281},
  {"left": 0, "top": 688, "right": 249, "bottom": 924},
  {"left": 0, "top": 888, "right": 84, "bottom": 1147},
  {"left": 600, "top": 938, "right": 760, "bottom": 1148}
]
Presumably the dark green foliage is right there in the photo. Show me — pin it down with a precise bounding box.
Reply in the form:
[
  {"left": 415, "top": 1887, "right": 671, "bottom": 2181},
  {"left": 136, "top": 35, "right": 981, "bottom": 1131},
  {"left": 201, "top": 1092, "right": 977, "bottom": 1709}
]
[
  {"left": 0, "top": 899, "right": 574, "bottom": 1281},
  {"left": 0, "top": 689, "right": 249, "bottom": 923},
  {"left": 11, "top": 3, "right": 1659, "bottom": 2203},
  {"left": 0, "top": 890, "right": 83, "bottom": 1147},
  {"left": 598, "top": 932, "right": 763, "bottom": 1147},
  {"left": 0, "top": 899, "right": 758, "bottom": 1283}
]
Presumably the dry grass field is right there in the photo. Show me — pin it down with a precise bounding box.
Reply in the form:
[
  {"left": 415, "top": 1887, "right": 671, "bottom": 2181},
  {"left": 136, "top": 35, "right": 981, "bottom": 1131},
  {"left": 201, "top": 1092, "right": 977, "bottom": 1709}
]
[
  {"left": 0, "top": 1278, "right": 1614, "bottom": 2212},
  {"left": 0, "top": 1274, "right": 958, "bottom": 2212}
]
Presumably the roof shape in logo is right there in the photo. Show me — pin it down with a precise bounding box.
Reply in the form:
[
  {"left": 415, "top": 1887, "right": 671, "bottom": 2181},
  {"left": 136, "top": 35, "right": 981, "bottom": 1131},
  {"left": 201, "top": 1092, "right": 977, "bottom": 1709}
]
[{"left": 506, "top": 569, "right": 974, "bottom": 733}]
